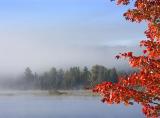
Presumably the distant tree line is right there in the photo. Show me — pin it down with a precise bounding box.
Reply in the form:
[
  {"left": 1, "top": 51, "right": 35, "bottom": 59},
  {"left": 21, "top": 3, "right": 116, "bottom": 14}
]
[{"left": 21, "top": 65, "right": 119, "bottom": 90}]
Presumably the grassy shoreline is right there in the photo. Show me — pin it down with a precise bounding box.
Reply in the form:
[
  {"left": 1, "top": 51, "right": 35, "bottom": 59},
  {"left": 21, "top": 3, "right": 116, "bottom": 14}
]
[{"left": 0, "top": 90, "right": 99, "bottom": 97}]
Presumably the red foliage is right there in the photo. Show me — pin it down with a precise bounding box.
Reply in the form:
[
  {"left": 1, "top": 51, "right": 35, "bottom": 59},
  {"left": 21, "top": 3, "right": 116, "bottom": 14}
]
[{"left": 93, "top": 0, "right": 160, "bottom": 117}]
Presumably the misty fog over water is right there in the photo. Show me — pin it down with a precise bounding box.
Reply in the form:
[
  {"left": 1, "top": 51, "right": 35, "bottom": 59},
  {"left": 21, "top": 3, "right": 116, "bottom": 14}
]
[
  {"left": 0, "top": 0, "right": 147, "bottom": 117},
  {"left": 0, "top": 45, "right": 140, "bottom": 76}
]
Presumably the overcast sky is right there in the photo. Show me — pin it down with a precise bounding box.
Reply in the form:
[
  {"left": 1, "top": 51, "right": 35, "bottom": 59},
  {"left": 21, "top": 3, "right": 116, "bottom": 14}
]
[{"left": 0, "top": 0, "right": 146, "bottom": 74}]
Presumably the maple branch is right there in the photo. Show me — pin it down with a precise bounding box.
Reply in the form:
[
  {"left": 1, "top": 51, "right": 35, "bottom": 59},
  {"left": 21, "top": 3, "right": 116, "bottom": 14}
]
[{"left": 150, "top": 101, "right": 160, "bottom": 105}]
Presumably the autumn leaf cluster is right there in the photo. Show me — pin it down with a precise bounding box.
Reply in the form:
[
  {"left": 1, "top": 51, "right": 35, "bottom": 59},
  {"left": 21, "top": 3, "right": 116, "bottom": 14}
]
[{"left": 93, "top": 0, "right": 160, "bottom": 117}]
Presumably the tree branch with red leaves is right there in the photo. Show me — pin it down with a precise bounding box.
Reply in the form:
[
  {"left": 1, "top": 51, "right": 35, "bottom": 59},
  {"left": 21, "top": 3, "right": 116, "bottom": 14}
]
[{"left": 93, "top": 0, "right": 160, "bottom": 117}]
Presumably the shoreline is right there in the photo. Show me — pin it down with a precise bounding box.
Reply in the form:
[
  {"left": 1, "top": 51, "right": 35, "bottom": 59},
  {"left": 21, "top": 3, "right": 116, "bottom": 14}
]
[{"left": 0, "top": 90, "right": 99, "bottom": 97}]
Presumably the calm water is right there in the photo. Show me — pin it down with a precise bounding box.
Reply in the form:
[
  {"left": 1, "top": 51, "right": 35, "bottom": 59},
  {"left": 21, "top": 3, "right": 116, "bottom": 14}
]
[{"left": 0, "top": 94, "right": 144, "bottom": 118}]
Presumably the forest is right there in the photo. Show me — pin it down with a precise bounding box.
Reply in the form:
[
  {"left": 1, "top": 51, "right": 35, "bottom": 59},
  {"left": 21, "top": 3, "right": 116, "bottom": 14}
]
[{"left": 1, "top": 65, "right": 124, "bottom": 90}]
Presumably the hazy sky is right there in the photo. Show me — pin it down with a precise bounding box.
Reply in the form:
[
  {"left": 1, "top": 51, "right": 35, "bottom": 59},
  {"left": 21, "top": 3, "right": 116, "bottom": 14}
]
[{"left": 0, "top": 0, "right": 146, "bottom": 74}]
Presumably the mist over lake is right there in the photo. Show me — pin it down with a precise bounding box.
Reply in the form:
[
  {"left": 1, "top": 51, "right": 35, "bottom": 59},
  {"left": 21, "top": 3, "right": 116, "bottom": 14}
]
[{"left": 0, "top": 0, "right": 148, "bottom": 117}]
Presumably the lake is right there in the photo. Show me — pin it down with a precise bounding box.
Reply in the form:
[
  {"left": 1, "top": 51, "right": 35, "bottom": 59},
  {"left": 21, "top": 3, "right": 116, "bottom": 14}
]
[{"left": 0, "top": 91, "right": 144, "bottom": 118}]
